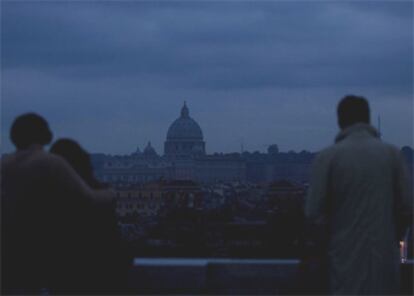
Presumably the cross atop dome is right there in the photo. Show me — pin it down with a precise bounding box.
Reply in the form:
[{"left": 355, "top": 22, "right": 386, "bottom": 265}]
[{"left": 181, "top": 101, "right": 189, "bottom": 118}]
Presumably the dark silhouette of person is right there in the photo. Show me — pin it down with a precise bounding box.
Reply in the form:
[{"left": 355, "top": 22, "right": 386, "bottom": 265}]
[
  {"left": 50, "top": 139, "right": 103, "bottom": 189},
  {"left": 50, "top": 138, "right": 131, "bottom": 294},
  {"left": 1, "top": 113, "right": 112, "bottom": 295},
  {"left": 305, "top": 95, "right": 412, "bottom": 294}
]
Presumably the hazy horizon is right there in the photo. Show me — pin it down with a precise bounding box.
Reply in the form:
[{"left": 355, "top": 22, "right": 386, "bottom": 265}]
[{"left": 2, "top": 1, "right": 413, "bottom": 155}]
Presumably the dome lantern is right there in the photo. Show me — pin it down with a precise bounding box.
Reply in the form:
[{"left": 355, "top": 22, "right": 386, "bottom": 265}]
[{"left": 181, "top": 101, "right": 189, "bottom": 118}]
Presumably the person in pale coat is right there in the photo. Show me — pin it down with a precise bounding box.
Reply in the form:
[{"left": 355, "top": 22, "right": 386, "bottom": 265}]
[
  {"left": 305, "top": 95, "right": 412, "bottom": 295},
  {"left": 1, "top": 113, "right": 113, "bottom": 294}
]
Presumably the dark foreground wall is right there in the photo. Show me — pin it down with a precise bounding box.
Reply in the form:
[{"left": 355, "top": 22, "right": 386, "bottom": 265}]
[{"left": 128, "top": 258, "right": 413, "bottom": 295}]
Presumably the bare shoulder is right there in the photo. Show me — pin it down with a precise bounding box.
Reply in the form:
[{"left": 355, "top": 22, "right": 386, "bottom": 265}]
[
  {"left": 46, "top": 152, "right": 115, "bottom": 202},
  {"left": 2, "top": 150, "right": 64, "bottom": 171},
  {"left": 41, "top": 151, "right": 72, "bottom": 169}
]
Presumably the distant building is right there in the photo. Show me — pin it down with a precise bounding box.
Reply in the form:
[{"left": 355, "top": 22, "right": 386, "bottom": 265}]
[
  {"left": 164, "top": 102, "right": 206, "bottom": 160},
  {"left": 116, "top": 182, "right": 164, "bottom": 219},
  {"left": 93, "top": 102, "right": 247, "bottom": 184},
  {"left": 95, "top": 151, "right": 168, "bottom": 185},
  {"left": 266, "top": 180, "right": 305, "bottom": 211},
  {"left": 244, "top": 150, "right": 314, "bottom": 184},
  {"left": 116, "top": 180, "right": 203, "bottom": 220},
  {"left": 91, "top": 102, "right": 333, "bottom": 186},
  {"left": 194, "top": 154, "right": 246, "bottom": 183},
  {"left": 162, "top": 180, "right": 203, "bottom": 209}
]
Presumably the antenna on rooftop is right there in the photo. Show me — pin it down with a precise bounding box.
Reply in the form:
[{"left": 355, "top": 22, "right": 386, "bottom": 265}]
[
  {"left": 377, "top": 115, "right": 382, "bottom": 138},
  {"left": 241, "top": 138, "right": 244, "bottom": 154}
]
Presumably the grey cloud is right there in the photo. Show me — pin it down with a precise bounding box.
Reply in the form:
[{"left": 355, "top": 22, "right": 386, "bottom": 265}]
[
  {"left": 2, "top": 1, "right": 412, "bottom": 92},
  {"left": 1, "top": 1, "right": 412, "bottom": 154}
]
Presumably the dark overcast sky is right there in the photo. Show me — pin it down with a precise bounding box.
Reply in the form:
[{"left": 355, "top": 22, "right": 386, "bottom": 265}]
[{"left": 1, "top": 1, "right": 413, "bottom": 155}]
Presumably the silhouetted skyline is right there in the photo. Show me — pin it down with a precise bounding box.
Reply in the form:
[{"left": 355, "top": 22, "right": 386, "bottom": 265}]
[{"left": 2, "top": 1, "right": 413, "bottom": 154}]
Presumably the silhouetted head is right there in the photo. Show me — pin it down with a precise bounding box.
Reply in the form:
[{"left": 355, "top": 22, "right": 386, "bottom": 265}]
[
  {"left": 10, "top": 113, "right": 53, "bottom": 150},
  {"left": 337, "top": 95, "right": 370, "bottom": 130},
  {"left": 50, "top": 138, "right": 102, "bottom": 189}
]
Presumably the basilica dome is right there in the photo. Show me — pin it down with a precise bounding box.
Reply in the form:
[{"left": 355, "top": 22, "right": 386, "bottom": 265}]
[
  {"left": 166, "top": 102, "right": 203, "bottom": 140},
  {"left": 164, "top": 102, "right": 206, "bottom": 159}
]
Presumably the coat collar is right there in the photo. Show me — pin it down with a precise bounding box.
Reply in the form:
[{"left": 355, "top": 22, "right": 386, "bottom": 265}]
[{"left": 335, "top": 123, "right": 380, "bottom": 143}]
